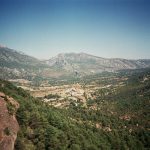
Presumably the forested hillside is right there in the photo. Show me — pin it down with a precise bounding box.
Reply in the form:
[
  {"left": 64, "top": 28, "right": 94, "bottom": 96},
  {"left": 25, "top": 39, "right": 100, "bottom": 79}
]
[{"left": 0, "top": 69, "right": 149, "bottom": 150}]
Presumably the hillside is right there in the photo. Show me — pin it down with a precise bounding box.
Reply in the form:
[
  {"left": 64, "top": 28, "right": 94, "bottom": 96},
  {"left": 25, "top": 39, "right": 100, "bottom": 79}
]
[
  {"left": 45, "top": 53, "right": 150, "bottom": 75},
  {"left": 0, "top": 46, "right": 46, "bottom": 68},
  {"left": 0, "top": 69, "right": 149, "bottom": 149},
  {"left": 0, "top": 47, "right": 49, "bottom": 80}
]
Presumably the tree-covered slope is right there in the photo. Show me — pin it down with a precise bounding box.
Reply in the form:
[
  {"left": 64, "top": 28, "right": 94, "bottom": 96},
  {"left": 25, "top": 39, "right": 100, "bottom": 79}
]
[{"left": 0, "top": 69, "right": 149, "bottom": 150}]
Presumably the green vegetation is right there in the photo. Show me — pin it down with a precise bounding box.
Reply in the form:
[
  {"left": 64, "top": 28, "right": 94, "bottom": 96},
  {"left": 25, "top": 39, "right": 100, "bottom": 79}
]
[
  {"left": 3, "top": 94, "right": 16, "bottom": 115},
  {"left": 0, "top": 68, "right": 149, "bottom": 149},
  {"left": 44, "top": 94, "right": 60, "bottom": 99},
  {"left": 4, "top": 127, "right": 11, "bottom": 136},
  {"left": 6, "top": 102, "right": 16, "bottom": 115}
]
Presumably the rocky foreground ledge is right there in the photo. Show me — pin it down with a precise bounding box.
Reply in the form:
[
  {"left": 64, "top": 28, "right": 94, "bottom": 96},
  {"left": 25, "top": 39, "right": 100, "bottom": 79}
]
[{"left": 0, "top": 92, "right": 19, "bottom": 150}]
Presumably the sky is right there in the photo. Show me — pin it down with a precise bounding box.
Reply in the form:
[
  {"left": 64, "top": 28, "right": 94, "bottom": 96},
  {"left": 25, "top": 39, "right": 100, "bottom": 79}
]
[{"left": 0, "top": 0, "right": 150, "bottom": 59}]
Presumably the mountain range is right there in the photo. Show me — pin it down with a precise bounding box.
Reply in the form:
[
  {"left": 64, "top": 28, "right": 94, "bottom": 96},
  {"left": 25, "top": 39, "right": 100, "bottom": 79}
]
[
  {"left": 45, "top": 52, "right": 150, "bottom": 74},
  {"left": 0, "top": 46, "right": 150, "bottom": 79}
]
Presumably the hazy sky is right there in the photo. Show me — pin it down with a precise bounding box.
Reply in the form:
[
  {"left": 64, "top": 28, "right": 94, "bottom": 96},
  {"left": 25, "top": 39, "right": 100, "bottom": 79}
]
[{"left": 0, "top": 0, "right": 150, "bottom": 59}]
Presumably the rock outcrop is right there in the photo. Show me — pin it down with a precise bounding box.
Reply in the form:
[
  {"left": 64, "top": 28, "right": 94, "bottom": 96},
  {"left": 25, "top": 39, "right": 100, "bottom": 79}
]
[{"left": 0, "top": 92, "right": 19, "bottom": 150}]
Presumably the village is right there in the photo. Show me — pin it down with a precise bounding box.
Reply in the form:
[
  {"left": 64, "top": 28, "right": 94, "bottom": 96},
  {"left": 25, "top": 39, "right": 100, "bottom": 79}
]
[{"left": 8, "top": 74, "right": 130, "bottom": 108}]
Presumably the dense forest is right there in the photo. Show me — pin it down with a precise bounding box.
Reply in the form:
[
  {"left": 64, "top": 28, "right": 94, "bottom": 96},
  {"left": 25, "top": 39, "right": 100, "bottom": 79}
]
[{"left": 0, "top": 69, "right": 149, "bottom": 150}]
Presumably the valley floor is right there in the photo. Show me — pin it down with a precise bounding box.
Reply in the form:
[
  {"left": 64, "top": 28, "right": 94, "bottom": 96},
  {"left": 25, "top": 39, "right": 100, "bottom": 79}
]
[{"left": 0, "top": 69, "right": 149, "bottom": 149}]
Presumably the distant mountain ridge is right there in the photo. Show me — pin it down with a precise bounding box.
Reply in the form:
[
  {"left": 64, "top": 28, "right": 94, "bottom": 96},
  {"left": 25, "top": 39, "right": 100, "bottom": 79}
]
[
  {"left": 45, "top": 52, "right": 150, "bottom": 75},
  {"left": 0, "top": 47, "right": 49, "bottom": 79},
  {"left": 0, "top": 47, "right": 44, "bottom": 67},
  {"left": 0, "top": 46, "right": 150, "bottom": 79}
]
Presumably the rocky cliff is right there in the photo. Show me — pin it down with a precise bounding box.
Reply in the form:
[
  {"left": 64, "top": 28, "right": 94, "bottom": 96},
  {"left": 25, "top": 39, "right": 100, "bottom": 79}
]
[{"left": 0, "top": 92, "right": 19, "bottom": 150}]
